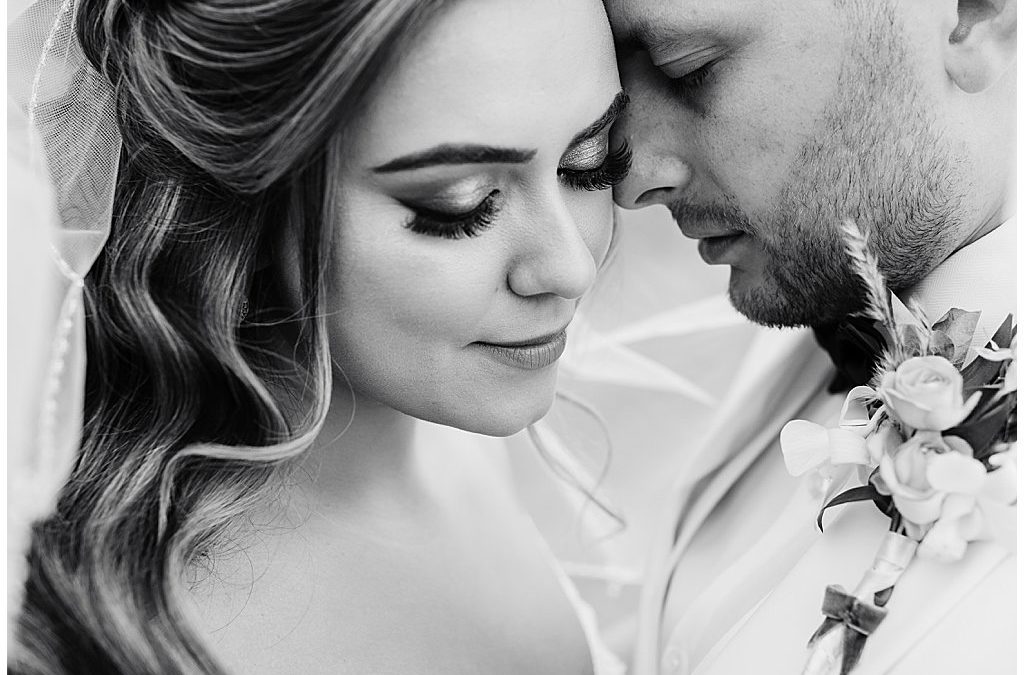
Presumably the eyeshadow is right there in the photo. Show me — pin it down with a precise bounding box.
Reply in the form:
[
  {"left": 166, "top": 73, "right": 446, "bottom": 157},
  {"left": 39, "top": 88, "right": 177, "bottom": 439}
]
[
  {"left": 561, "top": 136, "right": 607, "bottom": 171},
  {"left": 395, "top": 176, "right": 495, "bottom": 212}
]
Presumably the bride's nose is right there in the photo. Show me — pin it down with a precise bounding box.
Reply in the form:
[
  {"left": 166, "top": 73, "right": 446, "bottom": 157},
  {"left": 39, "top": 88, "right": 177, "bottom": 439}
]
[{"left": 506, "top": 198, "right": 600, "bottom": 301}]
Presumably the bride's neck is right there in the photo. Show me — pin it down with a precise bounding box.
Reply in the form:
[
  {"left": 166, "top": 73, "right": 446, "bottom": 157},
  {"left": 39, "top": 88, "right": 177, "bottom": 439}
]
[{"left": 296, "top": 381, "right": 426, "bottom": 511}]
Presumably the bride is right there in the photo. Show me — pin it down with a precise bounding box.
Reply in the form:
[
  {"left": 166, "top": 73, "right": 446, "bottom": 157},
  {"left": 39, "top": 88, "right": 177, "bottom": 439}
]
[{"left": 8, "top": 0, "right": 630, "bottom": 672}]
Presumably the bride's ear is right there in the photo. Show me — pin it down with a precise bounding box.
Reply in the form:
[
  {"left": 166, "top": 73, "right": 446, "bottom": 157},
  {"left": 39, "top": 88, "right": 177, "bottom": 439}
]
[{"left": 944, "top": 0, "right": 1016, "bottom": 93}]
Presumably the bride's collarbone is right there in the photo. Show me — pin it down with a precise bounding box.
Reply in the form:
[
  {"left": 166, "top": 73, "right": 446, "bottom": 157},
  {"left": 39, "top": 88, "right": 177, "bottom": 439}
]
[{"left": 194, "top": 471, "right": 593, "bottom": 674}]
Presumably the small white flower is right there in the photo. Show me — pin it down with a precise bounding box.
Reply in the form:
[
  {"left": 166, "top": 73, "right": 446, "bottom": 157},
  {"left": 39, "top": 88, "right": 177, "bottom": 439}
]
[
  {"left": 780, "top": 420, "right": 870, "bottom": 477},
  {"left": 875, "top": 432, "right": 1017, "bottom": 561}
]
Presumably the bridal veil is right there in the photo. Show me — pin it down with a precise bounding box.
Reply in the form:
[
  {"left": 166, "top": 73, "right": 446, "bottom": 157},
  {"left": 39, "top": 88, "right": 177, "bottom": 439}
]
[{"left": 7, "top": 0, "right": 118, "bottom": 639}]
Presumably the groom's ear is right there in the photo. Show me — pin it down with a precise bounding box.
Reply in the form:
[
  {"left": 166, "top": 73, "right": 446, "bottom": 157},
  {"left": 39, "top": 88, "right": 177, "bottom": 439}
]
[{"left": 943, "top": 0, "right": 1016, "bottom": 93}]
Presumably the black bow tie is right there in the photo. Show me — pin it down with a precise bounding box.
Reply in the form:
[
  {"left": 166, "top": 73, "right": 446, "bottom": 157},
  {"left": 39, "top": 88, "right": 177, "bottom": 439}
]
[{"left": 813, "top": 317, "right": 887, "bottom": 393}]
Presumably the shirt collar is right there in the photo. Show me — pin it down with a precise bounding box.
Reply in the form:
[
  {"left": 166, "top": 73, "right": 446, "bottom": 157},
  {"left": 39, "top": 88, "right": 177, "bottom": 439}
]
[{"left": 897, "top": 218, "right": 1017, "bottom": 346}]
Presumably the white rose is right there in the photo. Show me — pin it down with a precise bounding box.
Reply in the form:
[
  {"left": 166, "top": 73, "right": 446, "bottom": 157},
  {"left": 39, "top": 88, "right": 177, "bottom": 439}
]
[{"left": 878, "top": 356, "right": 980, "bottom": 431}]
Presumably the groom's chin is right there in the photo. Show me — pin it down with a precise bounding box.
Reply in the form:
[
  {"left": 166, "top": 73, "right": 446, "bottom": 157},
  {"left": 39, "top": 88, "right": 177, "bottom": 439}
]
[
  {"left": 727, "top": 270, "right": 820, "bottom": 329},
  {"left": 727, "top": 270, "right": 862, "bottom": 329},
  {"left": 725, "top": 268, "right": 786, "bottom": 325}
]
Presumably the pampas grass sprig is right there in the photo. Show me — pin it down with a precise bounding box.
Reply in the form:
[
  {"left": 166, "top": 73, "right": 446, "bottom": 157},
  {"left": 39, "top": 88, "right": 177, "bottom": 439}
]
[{"left": 839, "top": 218, "right": 903, "bottom": 373}]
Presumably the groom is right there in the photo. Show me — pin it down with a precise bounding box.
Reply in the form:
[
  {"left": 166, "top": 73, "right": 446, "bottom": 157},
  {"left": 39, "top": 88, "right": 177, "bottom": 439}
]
[{"left": 607, "top": 0, "right": 1016, "bottom": 673}]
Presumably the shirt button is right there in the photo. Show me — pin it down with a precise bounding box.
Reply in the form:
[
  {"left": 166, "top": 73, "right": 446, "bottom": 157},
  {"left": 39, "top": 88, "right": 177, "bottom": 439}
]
[{"left": 661, "top": 646, "right": 687, "bottom": 674}]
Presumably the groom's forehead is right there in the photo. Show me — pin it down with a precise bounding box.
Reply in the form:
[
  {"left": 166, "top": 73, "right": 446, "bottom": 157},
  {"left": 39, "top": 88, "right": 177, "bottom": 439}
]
[{"left": 607, "top": 0, "right": 751, "bottom": 52}]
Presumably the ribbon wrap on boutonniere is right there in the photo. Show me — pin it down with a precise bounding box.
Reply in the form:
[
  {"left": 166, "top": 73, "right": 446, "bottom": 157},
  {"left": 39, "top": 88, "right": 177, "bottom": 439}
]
[{"left": 780, "top": 220, "right": 1017, "bottom": 675}]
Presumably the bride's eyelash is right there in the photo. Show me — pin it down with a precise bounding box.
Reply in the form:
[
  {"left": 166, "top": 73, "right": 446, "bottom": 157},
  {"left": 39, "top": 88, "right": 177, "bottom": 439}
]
[
  {"left": 405, "top": 190, "right": 501, "bottom": 240},
  {"left": 559, "top": 141, "right": 633, "bottom": 192},
  {"left": 405, "top": 141, "right": 633, "bottom": 240}
]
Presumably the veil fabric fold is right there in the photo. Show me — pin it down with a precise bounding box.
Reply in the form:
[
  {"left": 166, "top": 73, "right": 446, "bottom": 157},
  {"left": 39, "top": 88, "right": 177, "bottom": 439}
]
[{"left": 7, "top": 0, "right": 119, "bottom": 642}]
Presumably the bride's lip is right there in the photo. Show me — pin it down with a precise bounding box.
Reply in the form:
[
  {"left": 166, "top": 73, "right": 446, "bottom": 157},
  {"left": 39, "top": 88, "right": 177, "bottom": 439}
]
[
  {"left": 484, "top": 326, "right": 569, "bottom": 348},
  {"left": 474, "top": 328, "right": 568, "bottom": 370}
]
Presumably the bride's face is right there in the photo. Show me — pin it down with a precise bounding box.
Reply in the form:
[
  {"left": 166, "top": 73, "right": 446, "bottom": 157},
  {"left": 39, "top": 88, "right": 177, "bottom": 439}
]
[{"left": 324, "top": 0, "right": 624, "bottom": 436}]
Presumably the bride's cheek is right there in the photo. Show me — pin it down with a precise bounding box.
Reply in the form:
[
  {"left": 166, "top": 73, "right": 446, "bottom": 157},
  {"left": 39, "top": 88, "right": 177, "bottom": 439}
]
[
  {"left": 325, "top": 217, "right": 501, "bottom": 385},
  {"left": 569, "top": 190, "right": 617, "bottom": 271}
]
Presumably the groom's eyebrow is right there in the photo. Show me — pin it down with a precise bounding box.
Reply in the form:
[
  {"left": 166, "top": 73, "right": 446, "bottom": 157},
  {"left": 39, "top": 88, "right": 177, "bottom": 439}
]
[
  {"left": 615, "top": 18, "right": 663, "bottom": 52},
  {"left": 616, "top": 19, "right": 715, "bottom": 61}
]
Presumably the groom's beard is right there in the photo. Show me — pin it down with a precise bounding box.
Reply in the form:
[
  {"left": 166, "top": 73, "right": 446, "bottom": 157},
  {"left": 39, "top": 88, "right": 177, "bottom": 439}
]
[{"left": 673, "top": 6, "right": 968, "bottom": 329}]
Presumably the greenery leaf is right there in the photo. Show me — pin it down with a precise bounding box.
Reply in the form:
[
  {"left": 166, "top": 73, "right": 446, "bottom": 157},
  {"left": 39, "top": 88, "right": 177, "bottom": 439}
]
[
  {"left": 926, "top": 330, "right": 956, "bottom": 362},
  {"left": 817, "top": 485, "right": 883, "bottom": 531},
  {"left": 989, "top": 314, "right": 1015, "bottom": 350},
  {"left": 932, "top": 309, "right": 981, "bottom": 366},
  {"left": 960, "top": 353, "right": 1006, "bottom": 394},
  {"left": 947, "top": 392, "right": 1016, "bottom": 455}
]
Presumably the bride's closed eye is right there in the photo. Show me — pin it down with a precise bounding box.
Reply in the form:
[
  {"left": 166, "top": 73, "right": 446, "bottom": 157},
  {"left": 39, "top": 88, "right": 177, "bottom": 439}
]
[
  {"left": 404, "top": 189, "right": 502, "bottom": 240},
  {"left": 389, "top": 90, "right": 630, "bottom": 241},
  {"left": 404, "top": 142, "right": 632, "bottom": 240},
  {"left": 558, "top": 90, "right": 632, "bottom": 191},
  {"left": 559, "top": 139, "right": 632, "bottom": 191},
  {"left": 403, "top": 137, "right": 631, "bottom": 240}
]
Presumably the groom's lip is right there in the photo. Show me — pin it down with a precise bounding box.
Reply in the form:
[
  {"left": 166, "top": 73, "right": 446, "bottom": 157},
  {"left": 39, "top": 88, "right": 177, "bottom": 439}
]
[
  {"left": 676, "top": 220, "right": 745, "bottom": 241},
  {"left": 674, "top": 216, "right": 748, "bottom": 263},
  {"left": 697, "top": 232, "right": 746, "bottom": 264}
]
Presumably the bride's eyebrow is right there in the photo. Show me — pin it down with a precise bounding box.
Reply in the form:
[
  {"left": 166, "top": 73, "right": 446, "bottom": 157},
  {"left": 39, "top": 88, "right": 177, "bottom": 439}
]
[
  {"left": 372, "top": 145, "right": 537, "bottom": 173},
  {"left": 373, "top": 92, "right": 628, "bottom": 174},
  {"left": 569, "top": 90, "right": 629, "bottom": 146}
]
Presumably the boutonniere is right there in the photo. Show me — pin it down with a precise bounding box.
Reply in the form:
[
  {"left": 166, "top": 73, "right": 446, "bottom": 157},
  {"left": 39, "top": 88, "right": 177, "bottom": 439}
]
[{"left": 780, "top": 220, "right": 1017, "bottom": 675}]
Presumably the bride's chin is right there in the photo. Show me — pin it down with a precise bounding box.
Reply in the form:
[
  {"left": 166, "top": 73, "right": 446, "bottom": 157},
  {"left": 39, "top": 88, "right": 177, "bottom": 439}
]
[{"left": 446, "top": 385, "right": 558, "bottom": 439}]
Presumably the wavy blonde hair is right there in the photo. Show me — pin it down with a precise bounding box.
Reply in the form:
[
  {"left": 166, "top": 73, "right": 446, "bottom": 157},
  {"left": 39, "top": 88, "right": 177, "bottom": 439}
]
[{"left": 15, "top": 1, "right": 444, "bottom": 673}]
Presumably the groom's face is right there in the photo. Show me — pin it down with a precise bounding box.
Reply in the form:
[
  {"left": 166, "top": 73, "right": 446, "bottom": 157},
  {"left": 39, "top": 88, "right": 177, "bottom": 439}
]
[{"left": 607, "top": 0, "right": 969, "bottom": 327}]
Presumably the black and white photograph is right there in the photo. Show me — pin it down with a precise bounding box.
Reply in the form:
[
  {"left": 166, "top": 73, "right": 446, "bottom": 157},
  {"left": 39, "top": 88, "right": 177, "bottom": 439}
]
[{"left": 6, "top": 0, "right": 1018, "bottom": 673}]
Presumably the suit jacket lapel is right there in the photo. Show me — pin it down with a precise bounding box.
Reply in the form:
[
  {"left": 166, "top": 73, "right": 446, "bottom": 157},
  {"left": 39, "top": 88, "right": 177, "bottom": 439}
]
[
  {"left": 857, "top": 536, "right": 1013, "bottom": 673},
  {"left": 635, "top": 327, "right": 832, "bottom": 673}
]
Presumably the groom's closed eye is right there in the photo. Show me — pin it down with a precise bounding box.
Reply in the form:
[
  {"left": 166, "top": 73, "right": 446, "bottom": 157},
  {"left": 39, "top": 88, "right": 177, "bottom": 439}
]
[{"left": 656, "top": 44, "right": 728, "bottom": 80}]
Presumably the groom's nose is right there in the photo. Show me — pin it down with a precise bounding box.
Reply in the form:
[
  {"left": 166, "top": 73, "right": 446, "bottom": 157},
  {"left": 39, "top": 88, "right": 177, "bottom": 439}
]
[{"left": 612, "top": 55, "right": 694, "bottom": 210}]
